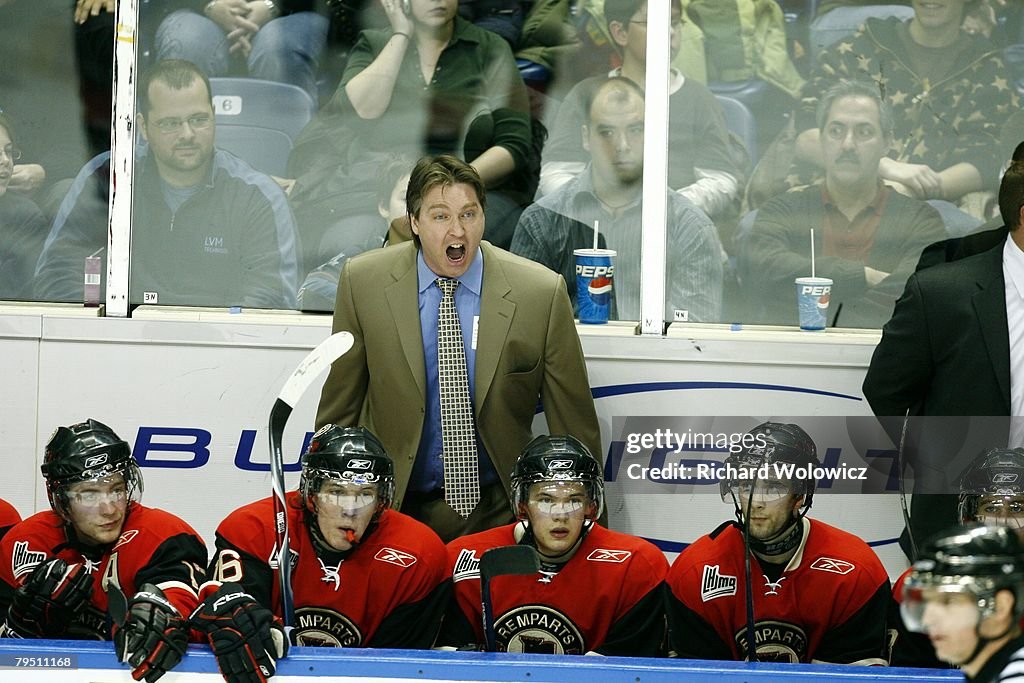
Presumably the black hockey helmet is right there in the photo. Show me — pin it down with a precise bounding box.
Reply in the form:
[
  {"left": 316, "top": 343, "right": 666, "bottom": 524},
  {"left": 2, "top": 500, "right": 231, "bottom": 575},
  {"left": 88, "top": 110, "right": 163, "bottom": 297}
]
[
  {"left": 719, "top": 422, "right": 819, "bottom": 514},
  {"left": 511, "top": 435, "right": 604, "bottom": 521},
  {"left": 958, "top": 448, "right": 1024, "bottom": 525},
  {"left": 902, "top": 524, "right": 1024, "bottom": 633},
  {"left": 299, "top": 425, "right": 395, "bottom": 515},
  {"left": 42, "top": 419, "right": 142, "bottom": 517}
]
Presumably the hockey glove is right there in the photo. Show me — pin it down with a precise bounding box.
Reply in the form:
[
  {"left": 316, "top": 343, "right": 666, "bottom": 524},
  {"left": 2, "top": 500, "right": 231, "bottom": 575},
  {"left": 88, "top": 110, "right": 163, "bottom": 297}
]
[
  {"left": 5, "top": 558, "right": 93, "bottom": 637},
  {"left": 190, "top": 582, "right": 288, "bottom": 683},
  {"left": 112, "top": 584, "right": 189, "bottom": 683}
]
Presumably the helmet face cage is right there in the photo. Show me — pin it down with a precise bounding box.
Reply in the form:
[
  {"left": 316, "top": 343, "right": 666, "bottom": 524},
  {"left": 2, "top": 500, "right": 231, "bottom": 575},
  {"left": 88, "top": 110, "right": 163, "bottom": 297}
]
[
  {"left": 511, "top": 436, "right": 605, "bottom": 522},
  {"left": 718, "top": 422, "right": 819, "bottom": 514},
  {"left": 299, "top": 425, "right": 396, "bottom": 518},
  {"left": 42, "top": 421, "right": 143, "bottom": 518}
]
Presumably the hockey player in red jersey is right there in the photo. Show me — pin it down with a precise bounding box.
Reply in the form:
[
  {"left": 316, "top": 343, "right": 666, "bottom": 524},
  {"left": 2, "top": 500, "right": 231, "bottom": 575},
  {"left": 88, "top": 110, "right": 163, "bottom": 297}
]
[
  {"left": 901, "top": 524, "right": 1024, "bottom": 683},
  {"left": 665, "top": 421, "right": 890, "bottom": 664},
  {"left": 893, "top": 448, "right": 1024, "bottom": 668},
  {"left": 0, "top": 419, "right": 207, "bottom": 683},
  {"left": 0, "top": 498, "right": 21, "bottom": 539},
  {"left": 440, "top": 435, "right": 667, "bottom": 656},
  {"left": 193, "top": 424, "right": 448, "bottom": 681}
]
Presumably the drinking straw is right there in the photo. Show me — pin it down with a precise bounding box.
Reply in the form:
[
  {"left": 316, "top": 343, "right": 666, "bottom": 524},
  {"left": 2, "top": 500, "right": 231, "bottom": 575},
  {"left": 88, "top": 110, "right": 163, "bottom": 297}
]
[
  {"left": 810, "top": 229, "right": 816, "bottom": 278},
  {"left": 593, "top": 220, "right": 600, "bottom": 251}
]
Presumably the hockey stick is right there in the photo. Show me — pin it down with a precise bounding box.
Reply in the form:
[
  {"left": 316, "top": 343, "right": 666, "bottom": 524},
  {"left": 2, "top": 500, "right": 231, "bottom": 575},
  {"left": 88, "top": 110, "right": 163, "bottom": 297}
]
[
  {"left": 269, "top": 331, "right": 355, "bottom": 626},
  {"left": 896, "top": 409, "right": 916, "bottom": 561},
  {"left": 740, "top": 484, "right": 758, "bottom": 663},
  {"left": 480, "top": 545, "right": 539, "bottom": 652}
]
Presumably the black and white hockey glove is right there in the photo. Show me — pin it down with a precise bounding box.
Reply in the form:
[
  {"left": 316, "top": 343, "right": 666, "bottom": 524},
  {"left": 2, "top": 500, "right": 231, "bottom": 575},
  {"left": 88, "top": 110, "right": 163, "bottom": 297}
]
[
  {"left": 112, "top": 584, "right": 189, "bottom": 683},
  {"left": 190, "top": 583, "right": 288, "bottom": 683},
  {"left": 4, "top": 558, "right": 93, "bottom": 638}
]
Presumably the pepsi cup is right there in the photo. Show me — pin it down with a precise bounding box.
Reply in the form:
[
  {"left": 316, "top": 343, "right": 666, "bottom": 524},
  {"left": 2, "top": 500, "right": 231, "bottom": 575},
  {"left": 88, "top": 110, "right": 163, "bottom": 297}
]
[
  {"left": 574, "top": 248, "right": 616, "bottom": 324},
  {"left": 795, "top": 277, "right": 833, "bottom": 331}
]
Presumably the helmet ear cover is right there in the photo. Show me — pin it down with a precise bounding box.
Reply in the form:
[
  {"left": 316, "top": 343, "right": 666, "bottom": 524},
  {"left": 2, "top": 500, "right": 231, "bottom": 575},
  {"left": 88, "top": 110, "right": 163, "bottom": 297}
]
[
  {"left": 42, "top": 419, "right": 142, "bottom": 518},
  {"left": 510, "top": 435, "right": 604, "bottom": 522}
]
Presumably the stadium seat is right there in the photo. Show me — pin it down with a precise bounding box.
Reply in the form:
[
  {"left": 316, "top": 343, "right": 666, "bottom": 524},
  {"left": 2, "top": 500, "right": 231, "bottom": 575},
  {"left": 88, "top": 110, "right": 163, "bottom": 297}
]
[
  {"left": 715, "top": 94, "right": 758, "bottom": 165},
  {"left": 208, "top": 78, "right": 317, "bottom": 176}
]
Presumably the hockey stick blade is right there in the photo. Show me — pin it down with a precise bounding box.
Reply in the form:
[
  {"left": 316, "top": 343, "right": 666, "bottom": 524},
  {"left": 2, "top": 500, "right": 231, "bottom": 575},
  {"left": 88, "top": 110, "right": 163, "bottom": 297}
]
[
  {"left": 480, "top": 545, "right": 539, "bottom": 652},
  {"left": 268, "top": 330, "right": 355, "bottom": 627}
]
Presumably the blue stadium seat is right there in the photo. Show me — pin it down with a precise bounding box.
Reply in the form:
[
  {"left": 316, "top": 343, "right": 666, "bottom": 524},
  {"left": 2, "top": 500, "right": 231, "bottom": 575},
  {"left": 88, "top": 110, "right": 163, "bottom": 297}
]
[
  {"left": 208, "top": 78, "right": 317, "bottom": 176},
  {"left": 715, "top": 94, "right": 758, "bottom": 165}
]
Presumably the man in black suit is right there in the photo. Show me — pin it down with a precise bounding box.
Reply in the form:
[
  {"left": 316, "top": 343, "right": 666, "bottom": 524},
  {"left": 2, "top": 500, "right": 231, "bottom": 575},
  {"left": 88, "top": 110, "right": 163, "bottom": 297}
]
[{"left": 863, "top": 154, "right": 1024, "bottom": 555}]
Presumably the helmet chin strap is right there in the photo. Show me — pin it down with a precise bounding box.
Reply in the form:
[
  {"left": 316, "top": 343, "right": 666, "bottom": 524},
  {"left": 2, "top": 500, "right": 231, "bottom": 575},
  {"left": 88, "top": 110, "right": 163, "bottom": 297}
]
[{"left": 962, "top": 618, "right": 1017, "bottom": 671}]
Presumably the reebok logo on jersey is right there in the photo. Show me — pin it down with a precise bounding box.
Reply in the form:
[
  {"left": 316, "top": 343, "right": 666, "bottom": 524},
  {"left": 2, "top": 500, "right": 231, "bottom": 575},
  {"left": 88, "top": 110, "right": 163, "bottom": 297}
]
[
  {"left": 11, "top": 542, "right": 46, "bottom": 580},
  {"left": 374, "top": 548, "right": 417, "bottom": 568},
  {"left": 347, "top": 459, "right": 372, "bottom": 470},
  {"left": 113, "top": 529, "right": 139, "bottom": 550},
  {"left": 452, "top": 548, "right": 480, "bottom": 583},
  {"left": 548, "top": 459, "right": 573, "bottom": 469},
  {"left": 586, "top": 549, "right": 631, "bottom": 563},
  {"left": 700, "top": 564, "right": 737, "bottom": 602},
  {"left": 84, "top": 454, "right": 108, "bottom": 469},
  {"left": 809, "top": 557, "right": 855, "bottom": 575}
]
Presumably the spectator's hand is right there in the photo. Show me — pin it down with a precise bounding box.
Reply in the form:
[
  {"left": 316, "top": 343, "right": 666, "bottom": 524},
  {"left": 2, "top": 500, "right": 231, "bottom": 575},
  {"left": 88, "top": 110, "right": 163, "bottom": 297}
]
[
  {"left": 271, "top": 176, "right": 295, "bottom": 195},
  {"left": 112, "top": 584, "right": 189, "bottom": 683},
  {"left": 881, "top": 160, "right": 943, "bottom": 200},
  {"left": 244, "top": 0, "right": 276, "bottom": 29},
  {"left": 227, "top": 28, "right": 254, "bottom": 59},
  {"left": 74, "top": 0, "right": 114, "bottom": 24},
  {"left": 379, "top": 0, "right": 414, "bottom": 37},
  {"left": 9, "top": 163, "right": 45, "bottom": 194},
  {"left": 962, "top": 0, "right": 1003, "bottom": 37},
  {"left": 6, "top": 558, "right": 93, "bottom": 637},
  {"left": 205, "top": 0, "right": 254, "bottom": 33}
]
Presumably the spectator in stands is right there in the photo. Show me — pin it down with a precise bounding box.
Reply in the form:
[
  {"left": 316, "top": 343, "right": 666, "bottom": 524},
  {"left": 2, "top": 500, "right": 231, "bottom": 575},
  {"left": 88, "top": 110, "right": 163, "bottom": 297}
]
[
  {"left": 154, "top": 0, "right": 329, "bottom": 103},
  {"left": 512, "top": 77, "right": 723, "bottom": 322},
  {"left": 540, "top": 0, "right": 740, "bottom": 224},
  {"left": 665, "top": 422, "right": 891, "bottom": 664},
  {"left": 742, "top": 80, "right": 945, "bottom": 328},
  {"left": 440, "top": 435, "right": 667, "bottom": 655},
  {"left": 285, "top": 0, "right": 534, "bottom": 269},
  {"left": 296, "top": 155, "right": 413, "bottom": 311},
  {"left": 0, "top": 113, "right": 48, "bottom": 300},
  {"left": 793, "top": 0, "right": 1019, "bottom": 234},
  {"left": 34, "top": 60, "right": 299, "bottom": 309}
]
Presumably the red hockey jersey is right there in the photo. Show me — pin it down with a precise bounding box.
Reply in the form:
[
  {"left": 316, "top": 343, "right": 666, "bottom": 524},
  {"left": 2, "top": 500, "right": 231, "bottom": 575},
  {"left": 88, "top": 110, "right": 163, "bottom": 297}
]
[
  {"left": 442, "top": 523, "right": 667, "bottom": 656},
  {"left": 666, "top": 518, "right": 890, "bottom": 664},
  {"left": 0, "top": 499, "right": 21, "bottom": 540},
  {"left": 211, "top": 493, "right": 448, "bottom": 648},
  {"left": 0, "top": 503, "right": 206, "bottom": 639}
]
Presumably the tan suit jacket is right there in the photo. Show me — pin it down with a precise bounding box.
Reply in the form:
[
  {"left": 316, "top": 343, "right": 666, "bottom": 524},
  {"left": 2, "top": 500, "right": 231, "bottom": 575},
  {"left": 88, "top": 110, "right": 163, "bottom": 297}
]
[{"left": 316, "top": 240, "right": 601, "bottom": 507}]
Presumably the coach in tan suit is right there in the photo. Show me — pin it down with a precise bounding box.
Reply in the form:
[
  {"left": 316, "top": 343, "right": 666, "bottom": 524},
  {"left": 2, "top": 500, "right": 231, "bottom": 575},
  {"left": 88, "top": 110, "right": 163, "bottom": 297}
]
[{"left": 316, "top": 155, "right": 600, "bottom": 542}]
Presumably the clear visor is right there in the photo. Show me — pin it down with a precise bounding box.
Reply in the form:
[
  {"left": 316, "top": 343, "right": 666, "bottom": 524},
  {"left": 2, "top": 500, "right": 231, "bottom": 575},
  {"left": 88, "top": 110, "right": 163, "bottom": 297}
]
[
  {"left": 900, "top": 582, "right": 983, "bottom": 633},
  {"left": 724, "top": 480, "right": 793, "bottom": 505},
  {"left": 526, "top": 482, "right": 591, "bottom": 517},
  {"left": 66, "top": 474, "right": 130, "bottom": 509},
  {"left": 315, "top": 480, "right": 378, "bottom": 513},
  {"left": 975, "top": 496, "right": 1024, "bottom": 528}
]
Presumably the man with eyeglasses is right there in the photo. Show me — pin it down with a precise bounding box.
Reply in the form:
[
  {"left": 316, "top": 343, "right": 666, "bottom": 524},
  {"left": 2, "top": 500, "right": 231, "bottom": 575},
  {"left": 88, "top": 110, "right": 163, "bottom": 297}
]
[
  {"left": 665, "top": 421, "right": 890, "bottom": 664},
  {"left": 0, "top": 419, "right": 208, "bottom": 683},
  {"left": 439, "top": 435, "right": 667, "bottom": 655},
  {"left": 34, "top": 59, "right": 299, "bottom": 309},
  {"left": 0, "top": 112, "right": 48, "bottom": 300},
  {"left": 191, "top": 425, "right": 447, "bottom": 682}
]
